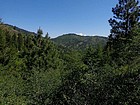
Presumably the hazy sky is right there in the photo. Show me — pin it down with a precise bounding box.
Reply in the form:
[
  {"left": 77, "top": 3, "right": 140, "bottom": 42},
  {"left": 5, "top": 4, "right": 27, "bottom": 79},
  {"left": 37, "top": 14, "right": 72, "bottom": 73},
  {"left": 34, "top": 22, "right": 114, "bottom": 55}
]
[{"left": 0, "top": 0, "right": 118, "bottom": 38}]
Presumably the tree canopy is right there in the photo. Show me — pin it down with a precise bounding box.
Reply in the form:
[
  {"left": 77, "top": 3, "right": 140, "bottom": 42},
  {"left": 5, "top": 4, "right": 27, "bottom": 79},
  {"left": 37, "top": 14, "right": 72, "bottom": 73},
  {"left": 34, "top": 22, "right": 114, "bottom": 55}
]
[{"left": 0, "top": 0, "right": 140, "bottom": 104}]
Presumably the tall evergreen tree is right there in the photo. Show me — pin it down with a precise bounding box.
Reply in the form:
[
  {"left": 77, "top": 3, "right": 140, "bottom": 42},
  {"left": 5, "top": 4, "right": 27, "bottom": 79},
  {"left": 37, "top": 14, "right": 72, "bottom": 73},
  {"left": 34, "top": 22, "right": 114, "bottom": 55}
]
[
  {"left": 37, "top": 27, "right": 43, "bottom": 39},
  {"left": 45, "top": 32, "right": 50, "bottom": 39},
  {"left": 106, "top": 0, "right": 140, "bottom": 65},
  {"left": 37, "top": 28, "right": 43, "bottom": 47},
  {"left": 108, "top": 0, "right": 140, "bottom": 44}
]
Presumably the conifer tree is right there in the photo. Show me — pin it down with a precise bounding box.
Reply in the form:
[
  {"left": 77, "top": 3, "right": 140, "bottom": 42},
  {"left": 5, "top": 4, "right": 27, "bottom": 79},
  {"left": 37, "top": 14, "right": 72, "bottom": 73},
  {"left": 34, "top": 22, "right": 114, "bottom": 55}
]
[
  {"left": 107, "top": 0, "right": 140, "bottom": 64},
  {"left": 37, "top": 27, "right": 43, "bottom": 39},
  {"left": 37, "top": 28, "right": 43, "bottom": 47},
  {"left": 108, "top": 0, "right": 140, "bottom": 44},
  {"left": 45, "top": 32, "right": 50, "bottom": 39}
]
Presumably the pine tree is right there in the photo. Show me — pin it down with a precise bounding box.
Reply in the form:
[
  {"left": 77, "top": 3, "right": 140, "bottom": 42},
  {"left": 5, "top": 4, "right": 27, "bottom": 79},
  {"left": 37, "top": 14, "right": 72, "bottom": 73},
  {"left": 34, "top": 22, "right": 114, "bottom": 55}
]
[
  {"left": 37, "top": 27, "right": 43, "bottom": 39},
  {"left": 37, "top": 28, "right": 43, "bottom": 47},
  {"left": 106, "top": 0, "right": 140, "bottom": 65},
  {"left": 108, "top": 0, "right": 140, "bottom": 44},
  {"left": 45, "top": 32, "right": 50, "bottom": 39}
]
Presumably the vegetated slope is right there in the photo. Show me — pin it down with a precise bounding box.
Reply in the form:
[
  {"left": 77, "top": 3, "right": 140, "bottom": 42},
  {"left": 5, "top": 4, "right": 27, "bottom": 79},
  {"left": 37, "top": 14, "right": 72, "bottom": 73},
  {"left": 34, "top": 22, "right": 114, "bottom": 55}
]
[
  {"left": 52, "top": 33, "right": 108, "bottom": 50},
  {"left": 0, "top": 24, "right": 108, "bottom": 50},
  {"left": 0, "top": 24, "right": 36, "bottom": 35},
  {"left": 0, "top": 22, "right": 63, "bottom": 104}
]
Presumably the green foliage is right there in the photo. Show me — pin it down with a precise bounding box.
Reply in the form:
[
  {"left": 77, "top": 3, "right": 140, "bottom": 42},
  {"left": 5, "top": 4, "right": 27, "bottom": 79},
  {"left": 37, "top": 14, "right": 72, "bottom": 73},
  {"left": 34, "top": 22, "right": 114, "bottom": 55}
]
[
  {"left": 37, "top": 28, "right": 43, "bottom": 39},
  {"left": 0, "top": 1, "right": 140, "bottom": 103},
  {"left": 107, "top": 0, "right": 140, "bottom": 65},
  {"left": 0, "top": 24, "right": 64, "bottom": 104},
  {"left": 52, "top": 33, "right": 107, "bottom": 50},
  {"left": 108, "top": 0, "right": 140, "bottom": 58},
  {"left": 109, "top": 0, "right": 139, "bottom": 40},
  {"left": 17, "top": 33, "right": 24, "bottom": 51}
]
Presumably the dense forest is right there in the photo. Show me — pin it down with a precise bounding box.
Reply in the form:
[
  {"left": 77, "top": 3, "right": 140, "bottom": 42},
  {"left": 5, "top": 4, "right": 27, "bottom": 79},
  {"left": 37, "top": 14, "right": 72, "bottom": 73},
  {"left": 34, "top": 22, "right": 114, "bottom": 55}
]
[{"left": 0, "top": 0, "right": 140, "bottom": 105}]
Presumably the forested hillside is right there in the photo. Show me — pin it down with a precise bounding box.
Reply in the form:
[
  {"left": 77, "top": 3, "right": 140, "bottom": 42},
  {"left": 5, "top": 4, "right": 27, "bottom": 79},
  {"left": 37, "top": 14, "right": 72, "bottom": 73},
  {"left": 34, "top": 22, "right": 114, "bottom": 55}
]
[
  {"left": 0, "top": 0, "right": 140, "bottom": 105},
  {"left": 0, "top": 24, "right": 107, "bottom": 50},
  {"left": 52, "top": 34, "right": 107, "bottom": 50},
  {"left": 0, "top": 24, "right": 36, "bottom": 36}
]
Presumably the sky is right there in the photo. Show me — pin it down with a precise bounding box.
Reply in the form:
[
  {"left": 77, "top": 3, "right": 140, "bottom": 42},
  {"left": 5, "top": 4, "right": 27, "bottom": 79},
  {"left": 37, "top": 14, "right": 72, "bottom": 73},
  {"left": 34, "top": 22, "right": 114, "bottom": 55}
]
[{"left": 0, "top": 0, "right": 118, "bottom": 38}]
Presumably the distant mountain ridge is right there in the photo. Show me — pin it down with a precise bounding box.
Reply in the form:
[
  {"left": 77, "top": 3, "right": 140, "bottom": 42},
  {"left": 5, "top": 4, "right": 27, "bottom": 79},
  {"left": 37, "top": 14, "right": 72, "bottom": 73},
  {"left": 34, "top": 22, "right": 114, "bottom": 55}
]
[
  {"left": 0, "top": 24, "right": 108, "bottom": 50},
  {"left": 52, "top": 33, "right": 108, "bottom": 50},
  {"left": 0, "top": 24, "right": 37, "bottom": 35}
]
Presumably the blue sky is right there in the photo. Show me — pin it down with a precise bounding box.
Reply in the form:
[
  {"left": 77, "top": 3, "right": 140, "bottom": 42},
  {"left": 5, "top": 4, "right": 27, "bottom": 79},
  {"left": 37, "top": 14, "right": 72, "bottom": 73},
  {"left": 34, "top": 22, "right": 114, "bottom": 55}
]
[{"left": 0, "top": 0, "right": 117, "bottom": 38}]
